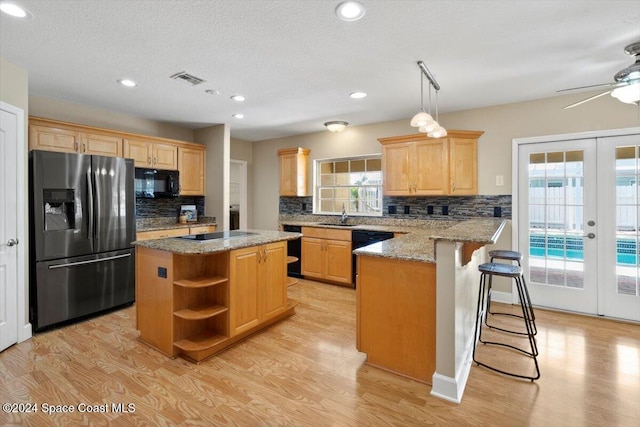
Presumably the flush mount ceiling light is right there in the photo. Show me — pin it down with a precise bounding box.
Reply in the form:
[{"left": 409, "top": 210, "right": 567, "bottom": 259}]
[
  {"left": 324, "top": 121, "right": 348, "bottom": 132},
  {"left": 349, "top": 91, "right": 367, "bottom": 99},
  {"left": 335, "top": 1, "right": 365, "bottom": 22},
  {"left": 233, "top": 113, "right": 244, "bottom": 119},
  {"left": 117, "top": 78, "right": 138, "bottom": 87},
  {"left": 230, "top": 94, "right": 246, "bottom": 102},
  {"left": 0, "top": 2, "right": 28, "bottom": 18},
  {"left": 410, "top": 61, "right": 447, "bottom": 138}
]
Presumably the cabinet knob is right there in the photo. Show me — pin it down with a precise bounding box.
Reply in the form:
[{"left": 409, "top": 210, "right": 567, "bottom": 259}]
[{"left": 147, "top": 157, "right": 151, "bottom": 165}]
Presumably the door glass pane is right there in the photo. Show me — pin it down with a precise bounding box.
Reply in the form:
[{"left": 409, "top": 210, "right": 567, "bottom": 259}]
[
  {"left": 529, "top": 150, "right": 585, "bottom": 289},
  {"left": 615, "top": 146, "right": 639, "bottom": 296}
]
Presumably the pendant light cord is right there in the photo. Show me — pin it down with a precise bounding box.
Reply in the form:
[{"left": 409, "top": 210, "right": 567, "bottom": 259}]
[{"left": 420, "top": 69, "right": 424, "bottom": 112}]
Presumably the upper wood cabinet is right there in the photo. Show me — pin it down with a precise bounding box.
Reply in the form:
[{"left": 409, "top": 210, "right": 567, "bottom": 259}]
[
  {"left": 277, "top": 147, "right": 310, "bottom": 196},
  {"left": 29, "top": 120, "right": 122, "bottom": 157},
  {"left": 178, "top": 146, "right": 205, "bottom": 196},
  {"left": 124, "top": 138, "right": 178, "bottom": 170},
  {"left": 378, "top": 131, "right": 483, "bottom": 196}
]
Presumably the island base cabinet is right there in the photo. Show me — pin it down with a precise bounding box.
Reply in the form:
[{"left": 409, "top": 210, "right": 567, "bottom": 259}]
[
  {"left": 229, "top": 241, "right": 288, "bottom": 337},
  {"left": 356, "top": 255, "right": 436, "bottom": 384}
]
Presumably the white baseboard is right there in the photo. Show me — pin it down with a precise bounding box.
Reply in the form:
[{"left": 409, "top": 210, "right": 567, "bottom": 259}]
[
  {"left": 490, "top": 290, "right": 513, "bottom": 304},
  {"left": 430, "top": 333, "right": 475, "bottom": 404}
]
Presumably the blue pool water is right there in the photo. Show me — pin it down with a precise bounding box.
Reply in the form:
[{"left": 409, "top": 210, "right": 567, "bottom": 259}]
[{"left": 529, "top": 234, "right": 638, "bottom": 265}]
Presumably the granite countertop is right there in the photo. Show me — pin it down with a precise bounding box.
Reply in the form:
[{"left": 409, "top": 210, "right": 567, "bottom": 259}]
[
  {"left": 133, "top": 230, "right": 302, "bottom": 255},
  {"left": 136, "top": 216, "right": 217, "bottom": 232},
  {"left": 279, "top": 217, "right": 506, "bottom": 263}
]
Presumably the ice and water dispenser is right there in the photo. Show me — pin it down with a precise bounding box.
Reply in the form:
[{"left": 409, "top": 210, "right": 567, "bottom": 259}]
[{"left": 42, "top": 189, "right": 76, "bottom": 231}]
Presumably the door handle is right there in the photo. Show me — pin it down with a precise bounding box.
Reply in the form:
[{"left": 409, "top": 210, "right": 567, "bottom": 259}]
[
  {"left": 585, "top": 233, "right": 596, "bottom": 239},
  {"left": 6, "top": 238, "right": 18, "bottom": 247}
]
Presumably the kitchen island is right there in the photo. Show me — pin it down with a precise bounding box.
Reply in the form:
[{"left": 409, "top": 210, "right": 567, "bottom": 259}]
[
  {"left": 354, "top": 218, "right": 506, "bottom": 403},
  {"left": 133, "top": 230, "right": 301, "bottom": 363}
]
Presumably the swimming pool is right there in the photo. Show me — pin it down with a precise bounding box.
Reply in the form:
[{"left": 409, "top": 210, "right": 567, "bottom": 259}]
[{"left": 529, "top": 234, "right": 638, "bottom": 265}]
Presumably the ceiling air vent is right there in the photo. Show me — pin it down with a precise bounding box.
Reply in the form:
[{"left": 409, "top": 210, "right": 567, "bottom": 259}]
[{"left": 170, "top": 71, "right": 206, "bottom": 86}]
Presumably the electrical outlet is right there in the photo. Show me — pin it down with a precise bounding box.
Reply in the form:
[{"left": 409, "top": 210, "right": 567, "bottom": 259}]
[{"left": 496, "top": 175, "right": 504, "bottom": 186}]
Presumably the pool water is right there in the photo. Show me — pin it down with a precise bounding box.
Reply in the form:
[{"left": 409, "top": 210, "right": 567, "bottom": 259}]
[{"left": 529, "top": 234, "right": 638, "bottom": 265}]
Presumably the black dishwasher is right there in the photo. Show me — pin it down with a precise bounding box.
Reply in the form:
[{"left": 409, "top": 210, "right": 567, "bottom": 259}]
[
  {"left": 283, "top": 225, "right": 302, "bottom": 278},
  {"left": 351, "top": 230, "right": 395, "bottom": 284}
]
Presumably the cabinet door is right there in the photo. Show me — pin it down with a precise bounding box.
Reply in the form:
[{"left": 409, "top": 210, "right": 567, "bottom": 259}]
[
  {"left": 414, "top": 140, "right": 448, "bottom": 195},
  {"left": 301, "top": 237, "right": 324, "bottom": 279},
  {"left": 324, "top": 239, "right": 352, "bottom": 284},
  {"left": 262, "top": 242, "right": 287, "bottom": 320},
  {"left": 279, "top": 153, "right": 298, "bottom": 196},
  {"left": 29, "top": 125, "right": 80, "bottom": 153},
  {"left": 179, "top": 147, "right": 205, "bottom": 196},
  {"left": 124, "top": 139, "right": 152, "bottom": 167},
  {"left": 81, "top": 132, "right": 123, "bottom": 157},
  {"left": 382, "top": 143, "right": 412, "bottom": 195},
  {"left": 153, "top": 143, "right": 178, "bottom": 170},
  {"left": 449, "top": 138, "right": 477, "bottom": 195},
  {"left": 229, "top": 246, "right": 261, "bottom": 336}
]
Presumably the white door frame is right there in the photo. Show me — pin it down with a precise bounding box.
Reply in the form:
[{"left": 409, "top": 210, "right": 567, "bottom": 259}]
[
  {"left": 230, "top": 159, "right": 248, "bottom": 230},
  {"left": 512, "top": 126, "right": 640, "bottom": 314},
  {"left": 0, "top": 101, "right": 30, "bottom": 346}
]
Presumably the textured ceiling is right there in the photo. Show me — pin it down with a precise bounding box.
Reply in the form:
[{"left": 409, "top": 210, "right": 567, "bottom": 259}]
[{"left": 1, "top": 1, "right": 639, "bottom": 141}]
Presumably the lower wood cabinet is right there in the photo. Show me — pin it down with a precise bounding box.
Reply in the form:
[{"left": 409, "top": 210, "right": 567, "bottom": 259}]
[
  {"left": 229, "top": 241, "right": 287, "bottom": 336},
  {"left": 301, "top": 227, "right": 352, "bottom": 286}
]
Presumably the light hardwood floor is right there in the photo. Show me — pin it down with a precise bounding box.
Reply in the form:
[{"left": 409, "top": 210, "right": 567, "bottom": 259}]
[{"left": 1, "top": 279, "right": 638, "bottom": 426}]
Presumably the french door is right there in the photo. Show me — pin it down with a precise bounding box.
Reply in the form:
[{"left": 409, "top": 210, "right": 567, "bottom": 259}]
[{"left": 517, "top": 130, "right": 640, "bottom": 321}]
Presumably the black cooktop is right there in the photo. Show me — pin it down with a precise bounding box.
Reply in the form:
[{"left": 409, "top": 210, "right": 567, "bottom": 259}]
[{"left": 177, "top": 231, "right": 258, "bottom": 241}]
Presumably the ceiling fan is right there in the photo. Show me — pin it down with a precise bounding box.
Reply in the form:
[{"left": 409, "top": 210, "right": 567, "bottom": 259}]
[{"left": 559, "top": 41, "right": 640, "bottom": 109}]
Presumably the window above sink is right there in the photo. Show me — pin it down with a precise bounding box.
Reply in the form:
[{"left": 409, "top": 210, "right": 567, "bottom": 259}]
[{"left": 314, "top": 155, "right": 383, "bottom": 217}]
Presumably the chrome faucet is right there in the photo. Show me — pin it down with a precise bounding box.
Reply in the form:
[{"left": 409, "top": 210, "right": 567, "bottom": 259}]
[{"left": 341, "top": 203, "right": 348, "bottom": 224}]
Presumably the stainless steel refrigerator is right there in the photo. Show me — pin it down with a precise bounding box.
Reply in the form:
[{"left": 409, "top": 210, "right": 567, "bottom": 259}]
[{"left": 29, "top": 150, "right": 136, "bottom": 331}]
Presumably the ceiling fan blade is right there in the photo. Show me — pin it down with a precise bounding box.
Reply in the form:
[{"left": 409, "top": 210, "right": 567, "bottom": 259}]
[
  {"left": 563, "top": 90, "right": 612, "bottom": 109},
  {"left": 557, "top": 82, "right": 615, "bottom": 93}
]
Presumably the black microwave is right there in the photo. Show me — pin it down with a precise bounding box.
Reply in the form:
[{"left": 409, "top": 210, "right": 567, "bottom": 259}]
[{"left": 134, "top": 168, "right": 180, "bottom": 198}]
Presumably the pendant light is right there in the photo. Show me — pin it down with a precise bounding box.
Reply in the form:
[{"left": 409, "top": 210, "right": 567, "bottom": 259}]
[
  {"left": 412, "top": 61, "right": 447, "bottom": 138},
  {"left": 410, "top": 67, "right": 435, "bottom": 128}
]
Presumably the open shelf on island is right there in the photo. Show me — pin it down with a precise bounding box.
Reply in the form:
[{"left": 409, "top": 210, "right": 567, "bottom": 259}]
[
  {"left": 286, "top": 277, "right": 298, "bottom": 287},
  {"left": 174, "top": 304, "right": 228, "bottom": 320},
  {"left": 287, "top": 256, "right": 299, "bottom": 264},
  {"left": 174, "top": 276, "right": 227, "bottom": 288},
  {"left": 174, "top": 332, "right": 227, "bottom": 352}
]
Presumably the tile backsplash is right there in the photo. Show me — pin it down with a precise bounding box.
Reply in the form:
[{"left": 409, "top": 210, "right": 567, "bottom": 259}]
[
  {"left": 136, "top": 196, "right": 205, "bottom": 219},
  {"left": 280, "top": 195, "right": 512, "bottom": 220}
]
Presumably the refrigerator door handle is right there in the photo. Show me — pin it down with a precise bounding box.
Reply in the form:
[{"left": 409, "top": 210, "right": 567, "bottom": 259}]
[
  {"left": 87, "top": 170, "right": 94, "bottom": 239},
  {"left": 48, "top": 253, "right": 131, "bottom": 270}
]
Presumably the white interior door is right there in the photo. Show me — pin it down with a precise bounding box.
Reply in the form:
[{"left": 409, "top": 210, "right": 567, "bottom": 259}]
[
  {"left": 0, "top": 107, "right": 19, "bottom": 352},
  {"left": 518, "top": 138, "right": 598, "bottom": 314},
  {"left": 599, "top": 135, "right": 640, "bottom": 321}
]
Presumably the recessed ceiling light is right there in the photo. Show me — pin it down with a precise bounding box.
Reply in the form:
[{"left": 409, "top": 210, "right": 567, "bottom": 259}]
[
  {"left": 205, "top": 89, "right": 220, "bottom": 95},
  {"left": 349, "top": 91, "right": 367, "bottom": 99},
  {"left": 230, "top": 95, "right": 246, "bottom": 102},
  {"left": 0, "top": 2, "right": 28, "bottom": 18},
  {"left": 335, "top": 1, "right": 365, "bottom": 22},
  {"left": 117, "top": 79, "right": 138, "bottom": 87},
  {"left": 233, "top": 114, "right": 244, "bottom": 119}
]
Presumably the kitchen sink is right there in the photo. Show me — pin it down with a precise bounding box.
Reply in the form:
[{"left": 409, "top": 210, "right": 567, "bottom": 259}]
[{"left": 319, "top": 223, "right": 353, "bottom": 227}]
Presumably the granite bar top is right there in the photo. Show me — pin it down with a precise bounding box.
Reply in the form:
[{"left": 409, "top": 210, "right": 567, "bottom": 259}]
[
  {"left": 133, "top": 229, "right": 301, "bottom": 255},
  {"left": 279, "top": 216, "right": 506, "bottom": 263},
  {"left": 136, "top": 216, "right": 217, "bottom": 232}
]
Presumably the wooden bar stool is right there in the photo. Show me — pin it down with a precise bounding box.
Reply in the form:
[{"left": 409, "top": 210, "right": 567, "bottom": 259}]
[
  {"left": 473, "top": 262, "right": 540, "bottom": 381},
  {"left": 485, "top": 250, "right": 537, "bottom": 336}
]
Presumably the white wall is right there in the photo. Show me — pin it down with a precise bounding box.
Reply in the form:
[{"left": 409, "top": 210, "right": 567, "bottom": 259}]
[
  {"left": 0, "top": 56, "right": 29, "bottom": 336},
  {"left": 195, "top": 125, "right": 230, "bottom": 230},
  {"left": 29, "top": 95, "right": 194, "bottom": 141}
]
